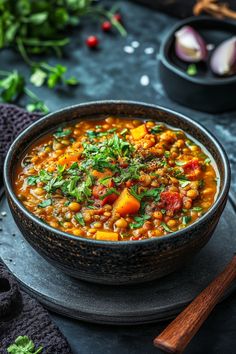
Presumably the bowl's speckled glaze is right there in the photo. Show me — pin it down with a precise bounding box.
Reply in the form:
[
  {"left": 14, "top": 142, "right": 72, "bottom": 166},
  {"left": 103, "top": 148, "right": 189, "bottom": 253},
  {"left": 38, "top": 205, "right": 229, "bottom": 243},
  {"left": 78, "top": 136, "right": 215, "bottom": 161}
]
[{"left": 3, "top": 101, "right": 230, "bottom": 284}]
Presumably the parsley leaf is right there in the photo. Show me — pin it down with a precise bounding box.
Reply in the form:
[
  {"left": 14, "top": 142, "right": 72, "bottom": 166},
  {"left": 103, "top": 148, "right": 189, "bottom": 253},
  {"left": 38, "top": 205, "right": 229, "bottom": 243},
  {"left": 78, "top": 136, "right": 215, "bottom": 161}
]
[
  {"left": 27, "top": 176, "right": 38, "bottom": 186},
  {"left": 161, "top": 222, "right": 173, "bottom": 233},
  {"left": 38, "top": 199, "right": 52, "bottom": 208},
  {"left": 151, "top": 125, "right": 163, "bottom": 134},
  {"left": 7, "top": 335, "right": 43, "bottom": 354},
  {"left": 130, "top": 215, "right": 151, "bottom": 229},
  {"left": 182, "top": 216, "right": 192, "bottom": 225},
  {"left": 53, "top": 128, "right": 72, "bottom": 138},
  {"left": 74, "top": 212, "right": 85, "bottom": 226},
  {"left": 99, "top": 188, "right": 119, "bottom": 200}
]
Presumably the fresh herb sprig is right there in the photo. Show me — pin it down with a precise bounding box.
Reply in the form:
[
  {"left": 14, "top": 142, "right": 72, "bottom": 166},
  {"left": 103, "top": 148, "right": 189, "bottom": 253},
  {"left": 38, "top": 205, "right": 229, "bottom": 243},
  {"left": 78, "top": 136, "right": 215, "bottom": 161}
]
[{"left": 7, "top": 336, "right": 43, "bottom": 354}]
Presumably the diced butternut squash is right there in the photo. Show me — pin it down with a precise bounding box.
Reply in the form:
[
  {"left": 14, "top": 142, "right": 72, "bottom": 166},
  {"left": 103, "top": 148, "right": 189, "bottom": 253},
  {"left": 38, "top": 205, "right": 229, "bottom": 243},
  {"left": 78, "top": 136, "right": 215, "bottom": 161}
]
[
  {"left": 131, "top": 124, "right": 147, "bottom": 140},
  {"left": 95, "top": 230, "right": 119, "bottom": 241},
  {"left": 92, "top": 169, "right": 113, "bottom": 179},
  {"left": 58, "top": 154, "right": 79, "bottom": 167},
  {"left": 113, "top": 188, "right": 140, "bottom": 216}
]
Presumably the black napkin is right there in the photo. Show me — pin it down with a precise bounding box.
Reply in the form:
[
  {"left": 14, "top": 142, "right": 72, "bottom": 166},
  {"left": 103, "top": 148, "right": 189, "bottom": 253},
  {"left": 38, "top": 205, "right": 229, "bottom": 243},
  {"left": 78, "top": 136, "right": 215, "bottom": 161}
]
[
  {"left": 0, "top": 104, "right": 41, "bottom": 185},
  {"left": 0, "top": 262, "right": 72, "bottom": 353}
]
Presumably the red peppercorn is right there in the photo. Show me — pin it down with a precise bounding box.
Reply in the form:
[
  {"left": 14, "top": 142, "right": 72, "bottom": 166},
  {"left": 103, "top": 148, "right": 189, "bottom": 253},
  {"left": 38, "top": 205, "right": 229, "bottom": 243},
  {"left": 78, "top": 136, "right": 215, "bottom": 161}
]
[
  {"left": 113, "top": 13, "right": 122, "bottom": 22},
  {"left": 86, "top": 35, "right": 99, "bottom": 48},
  {"left": 102, "top": 21, "right": 112, "bottom": 32}
]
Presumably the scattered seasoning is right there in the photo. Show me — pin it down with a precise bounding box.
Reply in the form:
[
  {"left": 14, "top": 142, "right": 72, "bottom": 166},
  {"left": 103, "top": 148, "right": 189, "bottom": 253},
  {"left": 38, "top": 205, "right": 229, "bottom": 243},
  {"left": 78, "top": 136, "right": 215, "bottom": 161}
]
[
  {"left": 131, "top": 40, "right": 140, "bottom": 48},
  {"left": 1, "top": 211, "right": 7, "bottom": 217},
  {"left": 102, "top": 21, "right": 112, "bottom": 32},
  {"left": 86, "top": 35, "right": 99, "bottom": 49},
  {"left": 123, "top": 45, "right": 134, "bottom": 54},
  {"left": 187, "top": 64, "right": 197, "bottom": 76},
  {"left": 140, "top": 75, "right": 150, "bottom": 86},
  {"left": 144, "top": 47, "right": 154, "bottom": 54}
]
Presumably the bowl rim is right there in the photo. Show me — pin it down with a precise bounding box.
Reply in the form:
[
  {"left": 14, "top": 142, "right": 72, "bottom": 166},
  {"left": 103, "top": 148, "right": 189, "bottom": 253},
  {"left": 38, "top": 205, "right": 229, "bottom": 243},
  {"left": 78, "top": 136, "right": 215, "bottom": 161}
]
[
  {"left": 159, "top": 16, "right": 236, "bottom": 86},
  {"left": 3, "top": 100, "right": 231, "bottom": 246}
]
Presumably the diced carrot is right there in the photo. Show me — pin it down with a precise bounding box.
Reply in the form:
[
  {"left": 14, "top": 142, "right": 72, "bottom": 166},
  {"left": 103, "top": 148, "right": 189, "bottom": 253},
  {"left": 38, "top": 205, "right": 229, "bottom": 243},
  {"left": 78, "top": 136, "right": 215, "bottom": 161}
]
[
  {"left": 95, "top": 230, "right": 119, "bottom": 241},
  {"left": 92, "top": 169, "right": 113, "bottom": 179},
  {"left": 113, "top": 188, "right": 140, "bottom": 216},
  {"left": 130, "top": 124, "right": 147, "bottom": 140},
  {"left": 58, "top": 154, "right": 79, "bottom": 167}
]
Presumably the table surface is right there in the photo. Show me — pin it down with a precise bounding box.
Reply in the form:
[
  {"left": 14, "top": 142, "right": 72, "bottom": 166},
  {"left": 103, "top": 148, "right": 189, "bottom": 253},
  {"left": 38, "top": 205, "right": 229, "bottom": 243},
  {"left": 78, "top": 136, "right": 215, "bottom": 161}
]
[{"left": 2, "top": 0, "right": 236, "bottom": 353}]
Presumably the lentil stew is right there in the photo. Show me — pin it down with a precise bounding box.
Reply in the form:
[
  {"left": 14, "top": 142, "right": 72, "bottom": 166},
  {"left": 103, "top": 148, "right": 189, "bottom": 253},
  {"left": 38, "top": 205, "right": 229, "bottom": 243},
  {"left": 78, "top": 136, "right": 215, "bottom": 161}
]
[{"left": 14, "top": 117, "right": 218, "bottom": 241}]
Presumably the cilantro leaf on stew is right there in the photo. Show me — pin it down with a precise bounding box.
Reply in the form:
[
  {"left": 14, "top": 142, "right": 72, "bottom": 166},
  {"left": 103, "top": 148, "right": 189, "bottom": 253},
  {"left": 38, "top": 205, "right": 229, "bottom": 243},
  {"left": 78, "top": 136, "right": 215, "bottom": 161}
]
[
  {"left": 38, "top": 199, "right": 52, "bottom": 208},
  {"left": 161, "top": 222, "right": 173, "bottom": 233},
  {"left": 130, "top": 215, "right": 151, "bottom": 229},
  {"left": 74, "top": 212, "right": 85, "bottom": 226},
  {"left": 53, "top": 128, "right": 72, "bottom": 138}
]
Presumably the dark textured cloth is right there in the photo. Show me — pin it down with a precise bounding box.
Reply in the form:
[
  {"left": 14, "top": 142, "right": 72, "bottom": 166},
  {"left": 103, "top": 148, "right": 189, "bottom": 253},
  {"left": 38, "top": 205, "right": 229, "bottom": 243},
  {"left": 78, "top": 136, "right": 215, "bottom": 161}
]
[
  {"left": 0, "top": 262, "right": 72, "bottom": 354},
  {"left": 0, "top": 104, "right": 41, "bottom": 185}
]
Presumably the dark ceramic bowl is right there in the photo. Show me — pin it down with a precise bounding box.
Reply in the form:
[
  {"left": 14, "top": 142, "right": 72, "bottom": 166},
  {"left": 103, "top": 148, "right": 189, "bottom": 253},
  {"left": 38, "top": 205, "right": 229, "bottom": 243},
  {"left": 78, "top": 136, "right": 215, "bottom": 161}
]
[
  {"left": 4, "top": 101, "right": 230, "bottom": 285},
  {"left": 159, "top": 17, "right": 236, "bottom": 113}
]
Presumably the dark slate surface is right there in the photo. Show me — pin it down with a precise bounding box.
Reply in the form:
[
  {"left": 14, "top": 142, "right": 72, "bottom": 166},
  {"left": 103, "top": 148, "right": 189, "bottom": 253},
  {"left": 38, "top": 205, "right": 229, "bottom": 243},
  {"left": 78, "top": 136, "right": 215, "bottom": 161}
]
[{"left": 1, "top": 0, "right": 236, "bottom": 353}]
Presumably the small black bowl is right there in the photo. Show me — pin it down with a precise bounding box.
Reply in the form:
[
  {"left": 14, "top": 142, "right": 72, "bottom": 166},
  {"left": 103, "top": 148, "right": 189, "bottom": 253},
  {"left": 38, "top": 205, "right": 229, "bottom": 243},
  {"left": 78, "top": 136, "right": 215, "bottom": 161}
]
[
  {"left": 159, "top": 16, "right": 236, "bottom": 113},
  {"left": 3, "top": 101, "right": 230, "bottom": 284}
]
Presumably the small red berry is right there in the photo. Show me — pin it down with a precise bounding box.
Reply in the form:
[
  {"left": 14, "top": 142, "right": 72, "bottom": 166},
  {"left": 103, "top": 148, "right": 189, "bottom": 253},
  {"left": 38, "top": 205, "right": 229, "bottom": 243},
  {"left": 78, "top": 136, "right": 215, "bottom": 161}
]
[
  {"left": 113, "top": 13, "right": 122, "bottom": 22},
  {"left": 86, "top": 35, "right": 99, "bottom": 48},
  {"left": 102, "top": 21, "right": 112, "bottom": 32}
]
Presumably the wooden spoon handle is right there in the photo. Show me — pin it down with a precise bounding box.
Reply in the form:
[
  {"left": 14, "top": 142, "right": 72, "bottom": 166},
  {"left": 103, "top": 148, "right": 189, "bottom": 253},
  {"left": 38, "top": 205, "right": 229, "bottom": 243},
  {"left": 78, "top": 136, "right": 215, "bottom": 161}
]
[{"left": 153, "top": 255, "right": 236, "bottom": 354}]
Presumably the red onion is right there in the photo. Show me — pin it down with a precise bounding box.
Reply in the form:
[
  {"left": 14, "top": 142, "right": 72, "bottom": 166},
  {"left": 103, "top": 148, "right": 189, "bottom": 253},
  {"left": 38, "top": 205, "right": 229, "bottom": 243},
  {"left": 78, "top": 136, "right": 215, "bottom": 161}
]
[
  {"left": 210, "top": 37, "right": 236, "bottom": 76},
  {"left": 175, "top": 26, "right": 207, "bottom": 63}
]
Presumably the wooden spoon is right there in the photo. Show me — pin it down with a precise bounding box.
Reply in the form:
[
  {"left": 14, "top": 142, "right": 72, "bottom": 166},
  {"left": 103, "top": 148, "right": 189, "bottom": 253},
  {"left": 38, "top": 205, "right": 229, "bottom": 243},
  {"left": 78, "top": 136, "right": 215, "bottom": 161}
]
[{"left": 153, "top": 255, "right": 236, "bottom": 354}]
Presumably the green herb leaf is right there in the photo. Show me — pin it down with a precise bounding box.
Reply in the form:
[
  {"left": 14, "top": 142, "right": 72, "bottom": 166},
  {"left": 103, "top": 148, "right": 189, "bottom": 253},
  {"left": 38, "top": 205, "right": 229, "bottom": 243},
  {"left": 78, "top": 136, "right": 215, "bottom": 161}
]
[
  {"left": 53, "top": 128, "right": 72, "bottom": 138},
  {"left": 99, "top": 188, "right": 119, "bottom": 200},
  {"left": 187, "top": 64, "right": 197, "bottom": 76},
  {"left": 204, "top": 157, "right": 211, "bottom": 165},
  {"left": 192, "top": 206, "right": 203, "bottom": 212},
  {"left": 38, "top": 199, "right": 52, "bottom": 208},
  {"left": 130, "top": 215, "right": 151, "bottom": 229},
  {"left": 7, "top": 335, "right": 43, "bottom": 354},
  {"left": 74, "top": 212, "right": 85, "bottom": 226},
  {"left": 182, "top": 216, "right": 192, "bottom": 225},
  {"left": 179, "top": 179, "right": 191, "bottom": 188},
  {"left": 27, "top": 176, "right": 38, "bottom": 185},
  {"left": 151, "top": 125, "right": 163, "bottom": 134},
  {"left": 0, "top": 70, "right": 25, "bottom": 102},
  {"left": 161, "top": 222, "right": 173, "bottom": 233}
]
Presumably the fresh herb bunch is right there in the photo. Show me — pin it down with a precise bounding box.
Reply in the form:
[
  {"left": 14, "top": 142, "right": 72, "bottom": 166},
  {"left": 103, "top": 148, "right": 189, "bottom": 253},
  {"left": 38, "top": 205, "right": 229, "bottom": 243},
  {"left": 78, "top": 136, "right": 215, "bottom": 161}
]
[
  {"left": 0, "top": 0, "right": 126, "bottom": 112},
  {"left": 0, "top": 0, "right": 93, "bottom": 56},
  {"left": 7, "top": 335, "right": 43, "bottom": 354}
]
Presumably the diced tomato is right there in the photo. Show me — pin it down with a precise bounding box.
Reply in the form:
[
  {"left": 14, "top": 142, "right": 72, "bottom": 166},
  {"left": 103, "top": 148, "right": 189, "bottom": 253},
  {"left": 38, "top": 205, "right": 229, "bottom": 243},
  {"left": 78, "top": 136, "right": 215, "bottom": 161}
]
[
  {"left": 101, "top": 193, "right": 118, "bottom": 206},
  {"left": 125, "top": 180, "right": 135, "bottom": 188},
  {"left": 92, "top": 185, "right": 106, "bottom": 199},
  {"left": 183, "top": 159, "right": 201, "bottom": 180},
  {"left": 92, "top": 181, "right": 118, "bottom": 206},
  {"left": 160, "top": 191, "right": 182, "bottom": 212}
]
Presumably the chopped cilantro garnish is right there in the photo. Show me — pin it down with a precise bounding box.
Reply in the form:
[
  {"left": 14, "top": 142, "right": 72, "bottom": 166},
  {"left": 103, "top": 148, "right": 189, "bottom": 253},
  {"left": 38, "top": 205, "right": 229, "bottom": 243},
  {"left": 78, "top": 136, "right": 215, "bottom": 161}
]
[
  {"left": 130, "top": 215, "right": 151, "bottom": 229},
  {"left": 53, "top": 128, "right": 72, "bottom": 138},
  {"left": 204, "top": 157, "right": 211, "bottom": 165},
  {"left": 38, "top": 199, "right": 52, "bottom": 208},
  {"left": 27, "top": 176, "right": 38, "bottom": 185},
  {"left": 161, "top": 222, "right": 173, "bottom": 233},
  {"left": 99, "top": 188, "right": 119, "bottom": 200},
  {"left": 192, "top": 206, "right": 202, "bottom": 212},
  {"left": 182, "top": 216, "right": 192, "bottom": 225},
  {"left": 74, "top": 212, "right": 85, "bottom": 226},
  {"left": 151, "top": 125, "right": 163, "bottom": 134}
]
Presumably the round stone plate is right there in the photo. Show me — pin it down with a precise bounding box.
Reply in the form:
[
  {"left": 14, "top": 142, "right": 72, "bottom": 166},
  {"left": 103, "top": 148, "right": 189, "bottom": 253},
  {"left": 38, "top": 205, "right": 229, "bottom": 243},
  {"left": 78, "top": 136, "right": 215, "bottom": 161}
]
[{"left": 0, "top": 190, "right": 236, "bottom": 325}]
